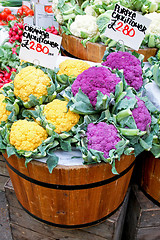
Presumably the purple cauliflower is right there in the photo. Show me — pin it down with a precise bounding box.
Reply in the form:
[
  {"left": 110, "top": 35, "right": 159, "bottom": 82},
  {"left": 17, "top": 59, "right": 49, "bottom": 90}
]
[
  {"left": 71, "top": 66, "right": 121, "bottom": 107},
  {"left": 102, "top": 52, "right": 143, "bottom": 91},
  {"left": 86, "top": 122, "right": 121, "bottom": 158},
  {"left": 126, "top": 96, "right": 152, "bottom": 131}
]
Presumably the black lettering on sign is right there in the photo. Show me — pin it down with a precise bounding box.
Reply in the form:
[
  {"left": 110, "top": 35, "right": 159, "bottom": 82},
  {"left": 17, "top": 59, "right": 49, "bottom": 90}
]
[
  {"left": 108, "top": 3, "right": 147, "bottom": 34},
  {"left": 21, "top": 40, "right": 30, "bottom": 50},
  {"left": 23, "top": 25, "right": 59, "bottom": 49}
]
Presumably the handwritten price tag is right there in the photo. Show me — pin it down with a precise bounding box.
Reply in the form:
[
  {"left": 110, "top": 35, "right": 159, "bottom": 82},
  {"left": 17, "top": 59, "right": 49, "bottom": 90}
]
[
  {"left": 104, "top": 4, "right": 151, "bottom": 51},
  {"left": 19, "top": 24, "right": 62, "bottom": 69}
]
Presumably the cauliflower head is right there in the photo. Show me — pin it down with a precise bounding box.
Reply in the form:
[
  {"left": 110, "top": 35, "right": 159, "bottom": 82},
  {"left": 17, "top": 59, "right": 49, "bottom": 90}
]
[
  {"left": 14, "top": 66, "right": 51, "bottom": 102},
  {"left": 71, "top": 66, "right": 121, "bottom": 107},
  {"left": 58, "top": 59, "right": 91, "bottom": 77},
  {"left": 102, "top": 51, "right": 143, "bottom": 91},
  {"left": 86, "top": 122, "right": 121, "bottom": 158},
  {"left": 52, "top": 0, "right": 64, "bottom": 24},
  {"left": 43, "top": 99, "right": 80, "bottom": 133},
  {"left": 0, "top": 94, "right": 11, "bottom": 124},
  {"left": 84, "top": 5, "right": 98, "bottom": 17},
  {"left": 145, "top": 12, "right": 160, "bottom": 35},
  {"left": 69, "top": 15, "right": 99, "bottom": 38},
  {"left": 131, "top": 96, "right": 152, "bottom": 131},
  {"left": 92, "top": 0, "right": 110, "bottom": 5},
  {"left": 9, "top": 119, "right": 48, "bottom": 151}
]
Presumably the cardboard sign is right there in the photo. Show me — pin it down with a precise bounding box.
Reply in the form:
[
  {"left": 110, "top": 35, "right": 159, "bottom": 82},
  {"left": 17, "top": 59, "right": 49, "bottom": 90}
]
[
  {"left": 104, "top": 4, "right": 151, "bottom": 51},
  {"left": 24, "top": 16, "right": 34, "bottom": 25},
  {"left": 19, "top": 24, "right": 62, "bottom": 69}
]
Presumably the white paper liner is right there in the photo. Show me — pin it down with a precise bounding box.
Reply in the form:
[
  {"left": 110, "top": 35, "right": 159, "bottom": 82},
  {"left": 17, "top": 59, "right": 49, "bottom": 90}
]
[
  {"left": 144, "top": 81, "right": 160, "bottom": 111},
  {"left": 35, "top": 149, "right": 84, "bottom": 166}
]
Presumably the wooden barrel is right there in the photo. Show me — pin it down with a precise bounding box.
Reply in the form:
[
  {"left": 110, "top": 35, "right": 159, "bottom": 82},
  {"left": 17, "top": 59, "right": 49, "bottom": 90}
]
[
  {"left": 60, "top": 29, "right": 157, "bottom": 63},
  {"left": 141, "top": 152, "right": 160, "bottom": 206},
  {"left": 3, "top": 152, "right": 135, "bottom": 229}
]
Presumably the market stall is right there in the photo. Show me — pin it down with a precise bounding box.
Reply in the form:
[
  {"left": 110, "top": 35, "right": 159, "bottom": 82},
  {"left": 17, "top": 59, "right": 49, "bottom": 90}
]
[{"left": 1, "top": 0, "right": 160, "bottom": 239}]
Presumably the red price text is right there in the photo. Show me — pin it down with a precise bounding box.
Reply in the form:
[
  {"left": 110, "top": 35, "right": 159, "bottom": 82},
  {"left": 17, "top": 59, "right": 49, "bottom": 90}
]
[
  {"left": 29, "top": 41, "right": 50, "bottom": 54},
  {"left": 115, "top": 21, "right": 135, "bottom": 37}
]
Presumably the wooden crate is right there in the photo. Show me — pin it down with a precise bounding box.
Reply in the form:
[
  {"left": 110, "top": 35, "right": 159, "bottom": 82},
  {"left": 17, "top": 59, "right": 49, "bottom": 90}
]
[
  {"left": 122, "top": 185, "right": 160, "bottom": 240},
  {"left": 0, "top": 191, "right": 12, "bottom": 240},
  {"left": 60, "top": 28, "right": 157, "bottom": 63},
  {"left": 5, "top": 179, "right": 130, "bottom": 240},
  {"left": 0, "top": 153, "right": 9, "bottom": 191}
]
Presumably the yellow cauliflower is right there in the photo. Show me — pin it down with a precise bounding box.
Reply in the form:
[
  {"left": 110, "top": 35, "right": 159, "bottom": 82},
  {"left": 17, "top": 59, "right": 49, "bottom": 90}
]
[
  {"left": 10, "top": 119, "right": 48, "bottom": 151},
  {"left": 58, "top": 59, "right": 90, "bottom": 77},
  {"left": 14, "top": 66, "right": 51, "bottom": 102},
  {"left": 0, "top": 94, "right": 11, "bottom": 124},
  {"left": 43, "top": 99, "right": 80, "bottom": 133}
]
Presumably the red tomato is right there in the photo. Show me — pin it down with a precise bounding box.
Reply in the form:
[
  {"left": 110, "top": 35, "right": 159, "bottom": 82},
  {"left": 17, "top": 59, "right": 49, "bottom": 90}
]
[
  {"left": 0, "top": 20, "right": 7, "bottom": 25},
  {"left": 23, "top": 8, "right": 34, "bottom": 16},
  {"left": 7, "top": 14, "right": 17, "bottom": 21},
  {"left": 45, "top": 6, "right": 53, "bottom": 13},
  {"left": 17, "top": 8, "right": 23, "bottom": 16},
  {"left": 0, "top": 11, "right": 8, "bottom": 21},
  {"left": 45, "top": 6, "right": 49, "bottom": 12},
  {"left": 21, "top": 5, "right": 30, "bottom": 11},
  {"left": 3, "top": 8, "right": 11, "bottom": 15},
  {"left": 48, "top": 6, "right": 53, "bottom": 13},
  {"left": 29, "top": 9, "right": 34, "bottom": 16}
]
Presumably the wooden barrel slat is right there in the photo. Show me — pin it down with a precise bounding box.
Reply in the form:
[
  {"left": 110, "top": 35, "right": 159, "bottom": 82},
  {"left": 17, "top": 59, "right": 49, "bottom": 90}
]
[
  {"left": 60, "top": 28, "right": 157, "bottom": 63},
  {"left": 3, "top": 152, "right": 135, "bottom": 228},
  {"left": 141, "top": 152, "right": 160, "bottom": 204}
]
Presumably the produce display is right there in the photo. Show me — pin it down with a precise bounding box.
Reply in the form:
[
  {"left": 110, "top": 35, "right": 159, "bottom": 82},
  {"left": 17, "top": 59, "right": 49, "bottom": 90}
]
[
  {"left": 71, "top": 66, "right": 121, "bottom": 107},
  {"left": 0, "top": 94, "right": 11, "bottom": 123},
  {"left": 8, "top": 21, "right": 24, "bottom": 43},
  {"left": 17, "top": 4, "right": 34, "bottom": 17},
  {"left": 52, "top": 0, "right": 160, "bottom": 49},
  {"left": 0, "top": 1, "right": 159, "bottom": 175},
  {"left": 9, "top": 119, "right": 48, "bottom": 151},
  {"left": 102, "top": 51, "right": 143, "bottom": 91},
  {"left": 44, "top": 5, "right": 53, "bottom": 13},
  {"left": 1, "top": 1, "right": 160, "bottom": 233},
  {"left": 0, "top": 45, "right": 159, "bottom": 174},
  {"left": 45, "top": 25, "right": 59, "bottom": 35},
  {"left": 58, "top": 59, "right": 91, "bottom": 76},
  {"left": 0, "top": 45, "right": 20, "bottom": 88},
  {"left": 0, "top": 7, "right": 16, "bottom": 25},
  {"left": 0, "top": 5, "right": 33, "bottom": 26},
  {"left": 0, "top": 2, "right": 60, "bottom": 89}
]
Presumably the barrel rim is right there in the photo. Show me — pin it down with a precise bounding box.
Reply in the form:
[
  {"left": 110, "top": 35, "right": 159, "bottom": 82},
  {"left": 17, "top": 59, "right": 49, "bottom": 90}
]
[
  {"left": 59, "top": 27, "right": 158, "bottom": 51},
  {"left": 4, "top": 154, "right": 135, "bottom": 190},
  {"left": 59, "top": 27, "right": 158, "bottom": 62},
  {"left": 3, "top": 151, "right": 135, "bottom": 170}
]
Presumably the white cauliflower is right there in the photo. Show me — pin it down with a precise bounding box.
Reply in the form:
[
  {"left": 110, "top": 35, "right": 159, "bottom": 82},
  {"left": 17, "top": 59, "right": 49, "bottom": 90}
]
[
  {"left": 91, "top": 0, "right": 110, "bottom": 5},
  {"left": 52, "top": 0, "right": 64, "bottom": 24},
  {"left": 69, "top": 15, "right": 99, "bottom": 38},
  {"left": 145, "top": 12, "right": 160, "bottom": 35},
  {"left": 154, "top": 0, "right": 160, "bottom": 4},
  {"left": 84, "top": 5, "right": 98, "bottom": 17}
]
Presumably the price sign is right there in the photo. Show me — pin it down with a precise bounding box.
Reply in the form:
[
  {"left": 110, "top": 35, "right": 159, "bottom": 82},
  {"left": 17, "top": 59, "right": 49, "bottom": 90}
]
[
  {"left": 104, "top": 4, "right": 151, "bottom": 51},
  {"left": 19, "top": 24, "right": 62, "bottom": 69}
]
